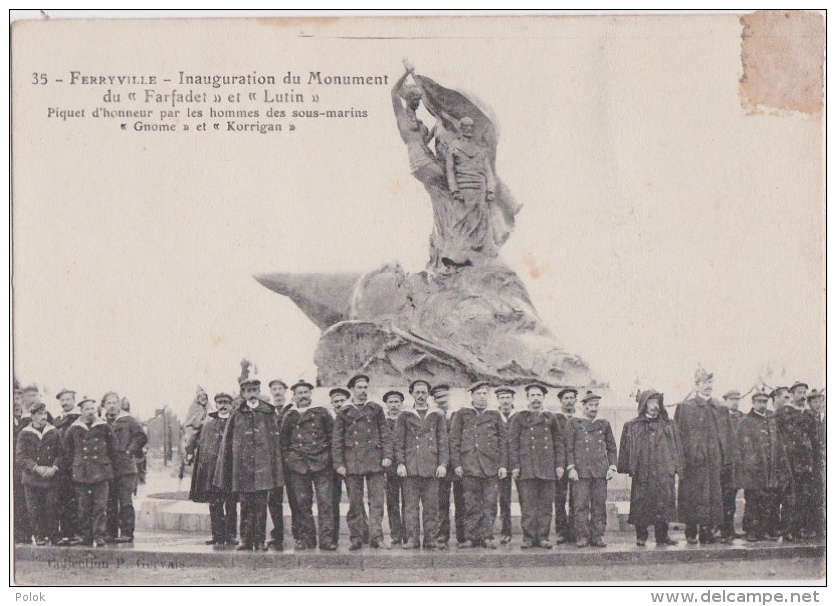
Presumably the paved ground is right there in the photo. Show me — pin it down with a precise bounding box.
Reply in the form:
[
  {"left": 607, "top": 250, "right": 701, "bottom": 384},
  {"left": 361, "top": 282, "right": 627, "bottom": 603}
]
[{"left": 13, "top": 555, "right": 825, "bottom": 585}]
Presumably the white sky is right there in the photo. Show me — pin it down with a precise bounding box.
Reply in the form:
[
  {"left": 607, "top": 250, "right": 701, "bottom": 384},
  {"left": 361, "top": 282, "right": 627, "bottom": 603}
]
[{"left": 11, "top": 15, "right": 824, "bottom": 421}]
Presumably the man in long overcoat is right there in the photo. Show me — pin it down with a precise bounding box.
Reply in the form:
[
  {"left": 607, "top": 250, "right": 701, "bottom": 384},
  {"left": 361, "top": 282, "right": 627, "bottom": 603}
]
[
  {"left": 190, "top": 393, "right": 238, "bottom": 545},
  {"left": 674, "top": 368, "right": 733, "bottom": 544},
  {"left": 15, "top": 402, "right": 63, "bottom": 545},
  {"left": 449, "top": 381, "right": 508, "bottom": 549},
  {"left": 774, "top": 382, "right": 817, "bottom": 540},
  {"left": 61, "top": 398, "right": 116, "bottom": 547},
  {"left": 331, "top": 374, "right": 393, "bottom": 550},
  {"left": 103, "top": 391, "right": 147, "bottom": 543},
  {"left": 735, "top": 390, "right": 790, "bottom": 542},
  {"left": 280, "top": 380, "right": 337, "bottom": 551},
  {"left": 509, "top": 383, "right": 564, "bottom": 549},
  {"left": 617, "top": 390, "right": 681, "bottom": 546},
  {"left": 394, "top": 380, "right": 448, "bottom": 549},
  {"left": 214, "top": 376, "right": 284, "bottom": 551}
]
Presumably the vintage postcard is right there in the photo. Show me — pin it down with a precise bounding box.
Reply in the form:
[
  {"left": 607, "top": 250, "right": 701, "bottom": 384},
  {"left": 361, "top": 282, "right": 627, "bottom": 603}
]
[{"left": 10, "top": 12, "right": 825, "bottom": 588}]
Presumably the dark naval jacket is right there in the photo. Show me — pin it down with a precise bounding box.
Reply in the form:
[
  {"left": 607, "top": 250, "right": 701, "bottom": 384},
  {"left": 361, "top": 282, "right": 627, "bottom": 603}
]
[
  {"left": 508, "top": 410, "right": 565, "bottom": 480},
  {"left": 394, "top": 409, "right": 449, "bottom": 478},
  {"left": 565, "top": 416, "right": 617, "bottom": 478},
  {"left": 449, "top": 407, "right": 508, "bottom": 478},
  {"left": 735, "top": 409, "right": 790, "bottom": 490},
  {"left": 213, "top": 397, "right": 284, "bottom": 493},
  {"left": 280, "top": 405, "right": 334, "bottom": 475},
  {"left": 332, "top": 401, "right": 392, "bottom": 475},
  {"left": 62, "top": 417, "right": 116, "bottom": 485},
  {"left": 109, "top": 410, "right": 148, "bottom": 477},
  {"left": 15, "top": 423, "right": 63, "bottom": 488}
]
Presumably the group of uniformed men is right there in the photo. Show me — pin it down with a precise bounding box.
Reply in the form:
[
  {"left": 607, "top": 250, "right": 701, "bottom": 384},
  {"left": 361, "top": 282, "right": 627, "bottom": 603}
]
[
  {"left": 13, "top": 366, "right": 825, "bottom": 552},
  {"left": 13, "top": 386, "right": 148, "bottom": 547},
  {"left": 184, "top": 366, "right": 825, "bottom": 552}
]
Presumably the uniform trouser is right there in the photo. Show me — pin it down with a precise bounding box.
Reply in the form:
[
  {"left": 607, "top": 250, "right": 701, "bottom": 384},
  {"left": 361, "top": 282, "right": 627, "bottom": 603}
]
[
  {"left": 268, "top": 487, "right": 285, "bottom": 545},
  {"left": 24, "top": 485, "right": 59, "bottom": 542},
  {"left": 345, "top": 472, "right": 386, "bottom": 543},
  {"left": 438, "top": 475, "right": 466, "bottom": 543},
  {"left": 743, "top": 488, "right": 779, "bottom": 538},
  {"left": 636, "top": 520, "right": 670, "bottom": 543},
  {"left": 518, "top": 479, "right": 554, "bottom": 543},
  {"left": 106, "top": 474, "right": 137, "bottom": 538},
  {"left": 332, "top": 474, "right": 343, "bottom": 544},
  {"left": 462, "top": 476, "right": 498, "bottom": 543},
  {"left": 497, "top": 475, "right": 513, "bottom": 537},
  {"left": 57, "top": 471, "right": 79, "bottom": 539},
  {"left": 385, "top": 473, "right": 406, "bottom": 543},
  {"left": 240, "top": 490, "right": 269, "bottom": 548},
  {"left": 403, "top": 476, "right": 440, "bottom": 545},
  {"left": 554, "top": 475, "right": 575, "bottom": 540},
  {"left": 573, "top": 478, "right": 607, "bottom": 542},
  {"left": 775, "top": 483, "right": 796, "bottom": 538},
  {"left": 209, "top": 492, "right": 238, "bottom": 542},
  {"left": 14, "top": 474, "right": 31, "bottom": 543},
  {"left": 812, "top": 469, "right": 825, "bottom": 537},
  {"left": 793, "top": 472, "right": 816, "bottom": 537},
  {"left": 75, "top": 481, "right": 109, "bottom": 543},
  {"left": 288, "top": 468, "right": 336, "bottom": 547},
  {"left": 720, "top": 466, "right": 737, "bottom": 537}
]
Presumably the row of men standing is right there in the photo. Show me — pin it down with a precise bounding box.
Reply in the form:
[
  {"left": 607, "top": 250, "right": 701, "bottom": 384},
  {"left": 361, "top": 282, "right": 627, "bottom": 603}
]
[
  {"left": 621, "top": 370, "right": 825, "bottom": 546},
  {"left": 188, "top": 373, "right": 623, "bottom": 551},
  {"left": 13, "top": 387, "right": 148, "bottom": 546}
]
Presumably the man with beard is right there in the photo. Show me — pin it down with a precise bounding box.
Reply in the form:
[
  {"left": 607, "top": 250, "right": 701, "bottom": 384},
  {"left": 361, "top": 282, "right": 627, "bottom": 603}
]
[
  {"left": 52, "top": 388, "right": 82, "bottom": 545},
  {"left": 449, "top": 381, "right": 508, "bottom": 549},
  {"left": 674, "top": 368, "right": 733, "bottom": 545},
  {"left": 509, "top": 384, "right": 564, "bottom": 549},
  {"left": 394, "top": 380, "right": 448, "bottom": 549},
  {"left": 332, "top": 374, "right": 392, "bottom": 550},
  {"left": 328, "top": 387, "right": 354, "bottom": 546},
  {"left": 15, "top": 402, "right": 63, "bottom": 545},
  {"left": 267, "top": 378, "right": 294, "bottom": 551},
  {"left": 432, "top": 384, "right": 464, "bottom": 547},
  {"left": 190, "top": 393, "right": 238, "bottom": 545},
  {"left": 383, "top": 390, "right": 407, "bottom": 546},
  {"left": 61, "top": 397, "right": 116, "bottom": 547},
  {"left": 617, "top": 390, "right": 681, "bottom": 547},
  {"left": 554, "top": 387, "right": 578, "bottom": 544},
  {"left": 775, "top": 381, "right": 818, "bottom": 540},
  {"left": 214, "top": 375, "right": 284, "bottom": 551},
  {"left": 719, "top": 389, "right": 744, "bottom": 542},
  {"left": 566, "top": 391, "right": 617, "bottom": 548},
  {"left": 280, "top": 380, "right": 337, "bottom": 551},
  {"left": 495, "top": 386, "right": 517, "bottom": 544},
  {"left": 736, "top": 390, "right": 790, "bottom": 542}
]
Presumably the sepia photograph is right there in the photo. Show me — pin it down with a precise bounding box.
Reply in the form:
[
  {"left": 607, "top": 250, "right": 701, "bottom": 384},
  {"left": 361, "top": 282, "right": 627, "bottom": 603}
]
[{"left": 9, "top": 10, "right": 826, "bottom": 588}]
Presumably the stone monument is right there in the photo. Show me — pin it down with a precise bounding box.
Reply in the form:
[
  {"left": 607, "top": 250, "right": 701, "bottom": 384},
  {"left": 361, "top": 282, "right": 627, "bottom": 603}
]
[{"left": 255, "top": 62, "right": 593, "bottom": 389}]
